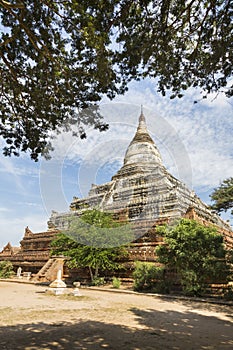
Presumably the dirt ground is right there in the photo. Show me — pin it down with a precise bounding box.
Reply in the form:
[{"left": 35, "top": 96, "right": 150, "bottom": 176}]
[{"left": 0, "top": 281, "right": 232, "bottom": 350}]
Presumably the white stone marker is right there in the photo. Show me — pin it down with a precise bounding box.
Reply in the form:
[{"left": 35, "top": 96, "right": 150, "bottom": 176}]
[{"left": 49, "top": 269, "right": 67, "bottom": 295}]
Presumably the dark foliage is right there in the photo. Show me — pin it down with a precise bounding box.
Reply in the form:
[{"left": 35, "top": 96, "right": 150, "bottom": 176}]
[{"left": 1, "top": 1, "right": 232, "bottom": 159}]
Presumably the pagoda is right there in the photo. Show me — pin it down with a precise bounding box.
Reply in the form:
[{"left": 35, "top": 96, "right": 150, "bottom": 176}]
[{"left": 48, "top": 112, "right": 233, "bottom": 250}]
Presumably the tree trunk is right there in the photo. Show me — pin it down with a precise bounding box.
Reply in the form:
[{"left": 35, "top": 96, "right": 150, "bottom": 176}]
[
  {"left": 94, "top": 265, "right": 99, "bottom": 279},
  {"left": 88, "top": 265, "right": 93, "bottom": 282}
]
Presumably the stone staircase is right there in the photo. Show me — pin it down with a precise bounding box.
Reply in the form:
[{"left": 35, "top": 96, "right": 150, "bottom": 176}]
[
  {"left": 33, "top": 257, "right": 65, "bottom": 283},
  {"left": 100, "top": 180, "right": 116, "bottom": 208}
]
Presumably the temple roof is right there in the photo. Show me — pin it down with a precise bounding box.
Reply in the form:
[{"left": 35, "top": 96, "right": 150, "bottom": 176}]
[{"left": 0, "top": 242, "right": 20, "bottom": 256}]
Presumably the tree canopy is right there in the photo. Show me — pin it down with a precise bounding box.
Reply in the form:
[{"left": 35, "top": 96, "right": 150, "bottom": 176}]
[
  {"left": 156, "top": 219, "right": 229, "bottom": 295},
  {"left": 1, "top": 0, "right": 232, "bottom": 160},
  {"left": 210, "top": 177, "right": 233, "bottom": 216},
  {"left": 50, "top": 209, "right": 133, "bottom": 281}
]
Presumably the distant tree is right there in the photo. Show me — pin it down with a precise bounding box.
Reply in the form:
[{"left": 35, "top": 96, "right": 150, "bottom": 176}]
[
  {"left": 0, "top": 260, "right": 14, "bottom": 278},
  {"left": 210, "top": 177, "right": 233, "bottom": 216},
  {"left": 50, "top": 209, "right": 133, "bottom": 282},
  {"left": 1, "top": 1, "right": 232, "bottom": 160},
  {"left": 156, "top": 219, "right": 229, "bottom": 296}
]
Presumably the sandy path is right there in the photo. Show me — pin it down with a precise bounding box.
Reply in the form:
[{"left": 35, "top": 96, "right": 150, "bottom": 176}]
[{"left": 0, "top": 281, "right": 232, "bottom": 350}]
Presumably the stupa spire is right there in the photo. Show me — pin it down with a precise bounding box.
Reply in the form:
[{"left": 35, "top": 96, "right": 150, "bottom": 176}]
[
  {"left": 130, "top": 109, "right": 154, "bottom": 145},
  {"left": 137, "top": 106, "right": 147, "bottom": 132},
  {"left": 115, "top": 110, "right": 163, "bottom": 172},
  {"left": 139, "top": 105, "right": 145, "bottom": 122}
]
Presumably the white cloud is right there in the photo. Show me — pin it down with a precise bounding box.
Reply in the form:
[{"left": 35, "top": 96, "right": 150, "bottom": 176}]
[
  {"left": 0, "top": 207, "right": 11, "bottom": 212},
  {"left": 16, "top": 201, "right": 43, "bottom": 208},
  {"left": 0, "top": 155, "right": 39, "bottom": 176},
  {"left": 0, "top": 156, "right": 24, "bottom": 191}
]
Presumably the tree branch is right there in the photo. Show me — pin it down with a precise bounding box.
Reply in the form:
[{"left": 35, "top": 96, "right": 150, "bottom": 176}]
[
  {"left": 0, "top": 0, "right": 25, "bottom": 9},
  {"left": 0, "top": 33, "right": 17, "bottom": 47},
  {"left": 0, "top": 52, "right": 18, "bottom": 80}
]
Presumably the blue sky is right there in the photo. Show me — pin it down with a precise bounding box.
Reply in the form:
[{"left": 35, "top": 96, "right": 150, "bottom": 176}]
[{"left": 0, "top": 79, "right": 233, "bottom": 249}]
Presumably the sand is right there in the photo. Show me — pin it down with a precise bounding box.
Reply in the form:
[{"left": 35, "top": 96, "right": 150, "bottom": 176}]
[{"left": 0, "top": 281, "right": 232, "bottom": 350}]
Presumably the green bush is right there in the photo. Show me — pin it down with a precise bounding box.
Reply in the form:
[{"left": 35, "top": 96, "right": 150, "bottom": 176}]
[
  {"left": 91, "top": 277, "right": 105, "bottom": 286},
  {"left": 133, "top": 262, "right": 168, "bottom": 293},
  {"left": 156, "top": 219, "right": 230, "bottom": 296},
  {"left": 112, "top": 277, "right": 121, "bottom": 289},
  {"left": 180, "top": 270, "right": 202, "bottom": 296},
  {"left": 0, "top": 261, "right": 14, "bottom": 278}
]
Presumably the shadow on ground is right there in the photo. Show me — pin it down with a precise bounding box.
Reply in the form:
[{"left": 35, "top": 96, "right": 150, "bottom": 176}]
[
  {"left": 0, "top": 308, "right": 232, "bottom": 350},
  {"left": 157, "top": 294, "right": 233, "bottom": 317}
]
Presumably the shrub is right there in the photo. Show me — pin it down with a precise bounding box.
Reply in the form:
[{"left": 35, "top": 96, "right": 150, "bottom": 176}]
[
  {"left": 133, "top": 261, "right": 168, "bottom": 293},
  {"left": 180, "top": 270, "right": 202, "bottom": 296},
  {"left": 112, "top": 277, "right": 121, "bottom": 289},
  {"left": 0, "top": 261, "right": 14, "bottom": 278},
  {"left": 156, "top": 219, "right": 229, "bottom": 296},
  {"left": 91, "top": 277, "right": 105, "bottom": 286}
]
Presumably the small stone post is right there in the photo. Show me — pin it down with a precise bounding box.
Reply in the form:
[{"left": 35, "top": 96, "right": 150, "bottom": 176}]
[
  {"left": 17, "top": 267, "right": 22, "bottom": 278},
  {"left": 49, "top": 269, "right": 67, "bottom": 295},
  {"left": 73, "top": 281, "right": 82, "bottom": 296}
]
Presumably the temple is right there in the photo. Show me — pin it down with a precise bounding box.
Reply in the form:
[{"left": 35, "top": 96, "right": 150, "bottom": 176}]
[
  {"left": 1, "top": 112, "right": 232, "bottom": 281},
  {"left": 49, "top": 111, "right": 233, "bottom": 247}
]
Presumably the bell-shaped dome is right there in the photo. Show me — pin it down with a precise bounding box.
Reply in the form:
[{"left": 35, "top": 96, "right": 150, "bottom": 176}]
[
  {"left": 112, "top": 112, "right": 163, "bottom": 180},
  {"left": 123, "top": 112, "right": 162, "bottom": 166}
]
